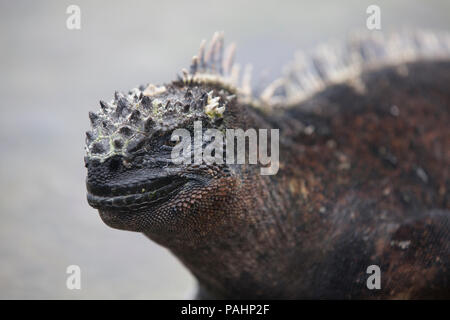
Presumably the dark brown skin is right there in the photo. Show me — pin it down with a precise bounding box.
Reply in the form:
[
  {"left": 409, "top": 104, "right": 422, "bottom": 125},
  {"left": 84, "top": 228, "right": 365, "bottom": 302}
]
[
  {"left": 257, "top": 60, "right": 450, "bottom": 299},
  {"left": 86, "top": 60, "right": 449, "bottom": 299}
]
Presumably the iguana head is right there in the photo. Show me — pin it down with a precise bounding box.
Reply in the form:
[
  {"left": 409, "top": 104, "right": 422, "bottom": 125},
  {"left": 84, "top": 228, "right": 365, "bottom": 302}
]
[{"left": 85, "top": 33, "right": 255, "bottom": 234}]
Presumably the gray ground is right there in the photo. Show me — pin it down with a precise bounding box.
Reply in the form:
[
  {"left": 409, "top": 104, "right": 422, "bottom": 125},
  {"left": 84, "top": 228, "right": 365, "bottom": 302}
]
[{"left": 0, "top": 0, "right": 449, "bottom": 299}]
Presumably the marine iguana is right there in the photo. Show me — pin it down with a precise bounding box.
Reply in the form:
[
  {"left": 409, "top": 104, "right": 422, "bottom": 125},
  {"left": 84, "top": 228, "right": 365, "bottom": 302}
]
[{"left": 85, "top": 31, "right": 450, "bottom": 299}]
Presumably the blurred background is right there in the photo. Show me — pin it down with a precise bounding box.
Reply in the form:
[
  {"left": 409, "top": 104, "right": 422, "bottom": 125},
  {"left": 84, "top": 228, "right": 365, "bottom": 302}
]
[{"left": 0, "top": 0, "right": 449, "bottom": 299}]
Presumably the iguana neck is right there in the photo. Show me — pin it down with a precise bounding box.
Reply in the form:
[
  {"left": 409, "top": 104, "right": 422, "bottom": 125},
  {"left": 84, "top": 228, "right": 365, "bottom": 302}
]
[{"left": 143, "top": 171, "right": 298, "bottom": 299}]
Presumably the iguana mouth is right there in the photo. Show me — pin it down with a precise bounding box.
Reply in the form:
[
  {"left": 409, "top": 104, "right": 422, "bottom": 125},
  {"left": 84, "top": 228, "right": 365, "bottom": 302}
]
[{"left": 86, "top": 176, "right": 188, "bottom": 209}]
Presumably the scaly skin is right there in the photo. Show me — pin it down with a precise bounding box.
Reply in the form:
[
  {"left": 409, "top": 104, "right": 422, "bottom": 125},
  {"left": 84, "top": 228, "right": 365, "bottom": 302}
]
[{"left": 85, "top": 34, "right": 449, "bottom": 299}]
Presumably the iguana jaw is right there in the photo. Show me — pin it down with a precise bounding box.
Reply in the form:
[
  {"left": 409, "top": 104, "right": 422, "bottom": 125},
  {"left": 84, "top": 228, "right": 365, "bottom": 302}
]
[{"left": 86, "top": 175, "right": 189, "bottom": 210}]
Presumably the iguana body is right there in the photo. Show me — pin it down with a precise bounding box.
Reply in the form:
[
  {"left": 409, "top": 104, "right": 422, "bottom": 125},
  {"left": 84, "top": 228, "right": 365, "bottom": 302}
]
[{"left": 85, "top": 31, "right": 450, "bottom": 299}]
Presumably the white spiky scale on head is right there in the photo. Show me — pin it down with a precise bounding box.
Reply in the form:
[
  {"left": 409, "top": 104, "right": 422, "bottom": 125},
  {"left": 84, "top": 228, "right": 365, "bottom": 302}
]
[{"left": 204, "top": 91, "right": 225, "bottom": 118}]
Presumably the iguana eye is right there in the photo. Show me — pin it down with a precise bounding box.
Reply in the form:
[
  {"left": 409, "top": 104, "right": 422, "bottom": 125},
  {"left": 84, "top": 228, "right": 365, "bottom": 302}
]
[
  {"left": 164, "top": 135, "right": 180, "bottom": 148},
  {"left": 165, "top": 140, "right": 178, "bottom": 147}
]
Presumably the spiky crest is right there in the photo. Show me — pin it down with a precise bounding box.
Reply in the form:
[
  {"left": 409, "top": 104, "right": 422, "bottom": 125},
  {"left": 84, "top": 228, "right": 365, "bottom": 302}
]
[
  {"left": 86, "top": 30, "right": 450, "bottom": 161},
  {"left": 261, "top": 29, "right": 450, "bottom": 107}
]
